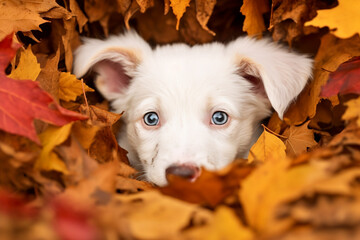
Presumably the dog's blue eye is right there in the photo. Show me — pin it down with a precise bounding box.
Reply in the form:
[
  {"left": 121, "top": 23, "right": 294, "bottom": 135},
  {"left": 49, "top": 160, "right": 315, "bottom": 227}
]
[
  {"left": 143, "top": 112, "right": 159, "bottom": 126},
  {"left": 211, "top": 111, "right": 228, "bottom": 125}
]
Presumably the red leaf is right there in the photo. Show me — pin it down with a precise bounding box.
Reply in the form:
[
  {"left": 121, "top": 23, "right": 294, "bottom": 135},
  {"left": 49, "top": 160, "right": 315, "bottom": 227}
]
[
  {"left": 320, "top": 56, "right": 360, "bottom": 97},
  {"left": 52, "top": 198, "right": 99, "bottom": 240},
  {"left": 0, "top": 34, "right": 87, "bottom": 144},
  {"left": 0, "top": 190, "right": 38, "bottom": 218}
]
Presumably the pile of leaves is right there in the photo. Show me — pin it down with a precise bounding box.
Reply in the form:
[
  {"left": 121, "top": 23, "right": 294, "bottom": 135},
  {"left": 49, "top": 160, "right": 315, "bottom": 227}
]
[{"left": 1, "top": 0, "right": 360, "bottom": 239}]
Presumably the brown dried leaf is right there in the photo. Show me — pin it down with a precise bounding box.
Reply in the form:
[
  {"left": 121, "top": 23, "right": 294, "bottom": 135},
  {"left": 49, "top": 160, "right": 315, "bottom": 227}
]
[
  {"left": 195, "top": 0, "right": 216, "bottom": 36},
  {"left": 69, "top": 0, "right": 88, "bottom": 32},
  {"left": 283, "top": 121, "right": 317, "bottom": 157}
]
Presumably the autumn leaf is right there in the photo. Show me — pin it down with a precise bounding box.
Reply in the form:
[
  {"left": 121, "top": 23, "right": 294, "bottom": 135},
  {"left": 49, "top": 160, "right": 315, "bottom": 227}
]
[
  {"left": 248, "top": 127, "right": 286, "bottom": 163},
  {"left": 183, "top": 206, "right": 254, "bottom": 240},
  {"left": 136, "top": 0, "right": 155, "bottom": 13},
  {"left": 3, "top": 1, "right": 360, "bottom": 239},
  {"left": 240, "top": 0, "right": 269, "bottom": 36},
  {"left": 72, "top": 121, "right": 101, "bottom": 149},
  {"left": 342, "top": 97, "right": 360, "bottom": 127},
  {"left": 8, "top": 46, "right": 41, "bottom": 81},
  {"left": 111, "top": 191, "right": 212, "bottom": 239},
  {"left": 59, "top": 72, "right": 94, "bottom": 102},
  {"left": 0, "top": 34, "right": 87, "bottom": 144},
  {"left": 35, "top": 123, "right": 73, "bottom": 173},
  {"left": 0, "top": 0, "right": 63, "bottom": 40},
  {"left": 284, "top": 33, "right": 360, "bottom": 125},
  {"left": 195, "top": 0, "right": 216, "bottom": 36},
  {"left": 283, "top": 121, "right": 317, "bottom": 157},
  {"left": 240, "top": 157, "right": 331, "bottom": 234},
  {"left": 305, "top": 0, "right": 360, "bottom": 38},
  {"left": 161, "top": 161, "right": 253, "bottom": 206},
  {"left": 170, "top": 0, "right": 191, "bottom": 30},
  {"left": 320, "top": 56, "right": 360, "bottom": 97}
]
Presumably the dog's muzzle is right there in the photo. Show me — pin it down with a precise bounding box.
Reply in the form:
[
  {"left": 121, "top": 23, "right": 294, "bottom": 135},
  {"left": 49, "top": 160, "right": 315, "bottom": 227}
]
[{"left": 165, "top": 163, "right": 201, "bottom": 182}]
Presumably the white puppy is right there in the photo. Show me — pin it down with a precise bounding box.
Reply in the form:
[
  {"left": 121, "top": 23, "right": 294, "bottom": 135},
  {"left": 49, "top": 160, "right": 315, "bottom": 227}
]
[{"left": 73, "top": 31, "right": 312, "bottom": 186}]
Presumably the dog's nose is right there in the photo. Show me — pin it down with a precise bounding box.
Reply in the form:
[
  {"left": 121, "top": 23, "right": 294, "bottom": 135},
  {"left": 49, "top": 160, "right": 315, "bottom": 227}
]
[{"left": 166, "top": 164, "right": 200, "bottom": 181}]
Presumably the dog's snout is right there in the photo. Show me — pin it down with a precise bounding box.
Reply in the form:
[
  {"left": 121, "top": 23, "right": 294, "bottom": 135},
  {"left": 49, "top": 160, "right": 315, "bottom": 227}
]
[{"left": 165, "top": 164, "right": 200, "bottom": 181}]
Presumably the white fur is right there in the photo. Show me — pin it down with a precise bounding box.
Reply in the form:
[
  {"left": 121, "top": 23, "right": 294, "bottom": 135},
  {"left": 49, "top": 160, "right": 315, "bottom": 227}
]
[{"left": 73, "top": 31, "right": 312, "bottom": 186}]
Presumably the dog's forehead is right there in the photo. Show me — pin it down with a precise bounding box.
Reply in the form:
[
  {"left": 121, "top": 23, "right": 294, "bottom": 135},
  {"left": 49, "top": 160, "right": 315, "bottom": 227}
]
[{"left": 137, "top": 43, "right": 238, "bottom": 88}]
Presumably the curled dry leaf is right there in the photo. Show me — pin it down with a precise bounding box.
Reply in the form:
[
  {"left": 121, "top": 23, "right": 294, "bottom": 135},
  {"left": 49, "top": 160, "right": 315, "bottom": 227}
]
[
  {"left": 161, "top": 161, "right": 254, "bottom": 207},
  {"left": 195, "top": 0, "right": 217, "bottom": 36},
  {"left": 269, "top": 0, "right": 319, "bottom": 43}
]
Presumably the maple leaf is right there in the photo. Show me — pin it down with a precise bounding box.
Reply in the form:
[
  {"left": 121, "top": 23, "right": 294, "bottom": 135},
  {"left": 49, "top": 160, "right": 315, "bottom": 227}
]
[
  {"left": 305, "top": 0, "right": 360, "bottom": 38},
  {"left": 59, "top": 72, "right": 94, "bottom": 102},
  {"left": 0, "top": 34, "right": 87, "bottom": 144},
  {"left": 240, "top": 0, "right": 269, "bottom": 36},
  {"left": 0, "top": 0, "right": 64, "bottom": 40},
  {"left": 283, "top": 121, "right": 318, "bottom": 157},
  {"left": 320, "top": 56, "right": 360, "bottom": 97}
]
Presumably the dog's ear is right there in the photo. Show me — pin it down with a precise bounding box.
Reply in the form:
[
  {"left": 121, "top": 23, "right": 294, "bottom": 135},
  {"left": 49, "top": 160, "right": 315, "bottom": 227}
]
[
  {"left": 227, "top": 38, "right": 313, "bottom": 119},
  {"left": 73, "top": 31, "right": 151, "bottom": 101}
]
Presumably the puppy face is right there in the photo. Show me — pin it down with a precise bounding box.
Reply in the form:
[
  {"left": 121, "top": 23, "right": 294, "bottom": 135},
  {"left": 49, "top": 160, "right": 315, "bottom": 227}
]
[{"left": 74, "top": 32, "right": 312, "bottom": 186}]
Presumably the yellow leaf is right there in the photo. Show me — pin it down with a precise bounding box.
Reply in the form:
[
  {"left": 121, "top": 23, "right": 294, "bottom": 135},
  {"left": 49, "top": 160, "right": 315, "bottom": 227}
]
[
  {"left": 240, "top": 0, "right": 269, "bottom": 36},
  {"left": 8, "top": 47, "right": 41, "bottom": 81},
  {"left": 185, "top": 206, "right": 254, "bottom": 240},
  {"left": 248, "top": 128, "right": 286, "bottom": 163},
  {"left": 59, "top": 72, "right": 94, "bottom": 102},
  {"left": 72, "top": 121, "right": 101, "bottom": 149},
  {"left": 35, "top": 123, "right": 73, "bottom": 173},
  {"left": 116, "top": 191, "right": 212, "bottom": 239},
  {"left": 342, "top": 97, "right": 360, "bottom": 127},
  {"left": 305, "top": 0, "right": 360, "bottom": 38},
  {"left": 240, "top": 158, "right": 330, "bottom": 235},
  {"left": 170, "top": 0, "right": 191, "bottom": 30},
  {"left": 283, "top": 121, "right": 318, "bottom": 157}
]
